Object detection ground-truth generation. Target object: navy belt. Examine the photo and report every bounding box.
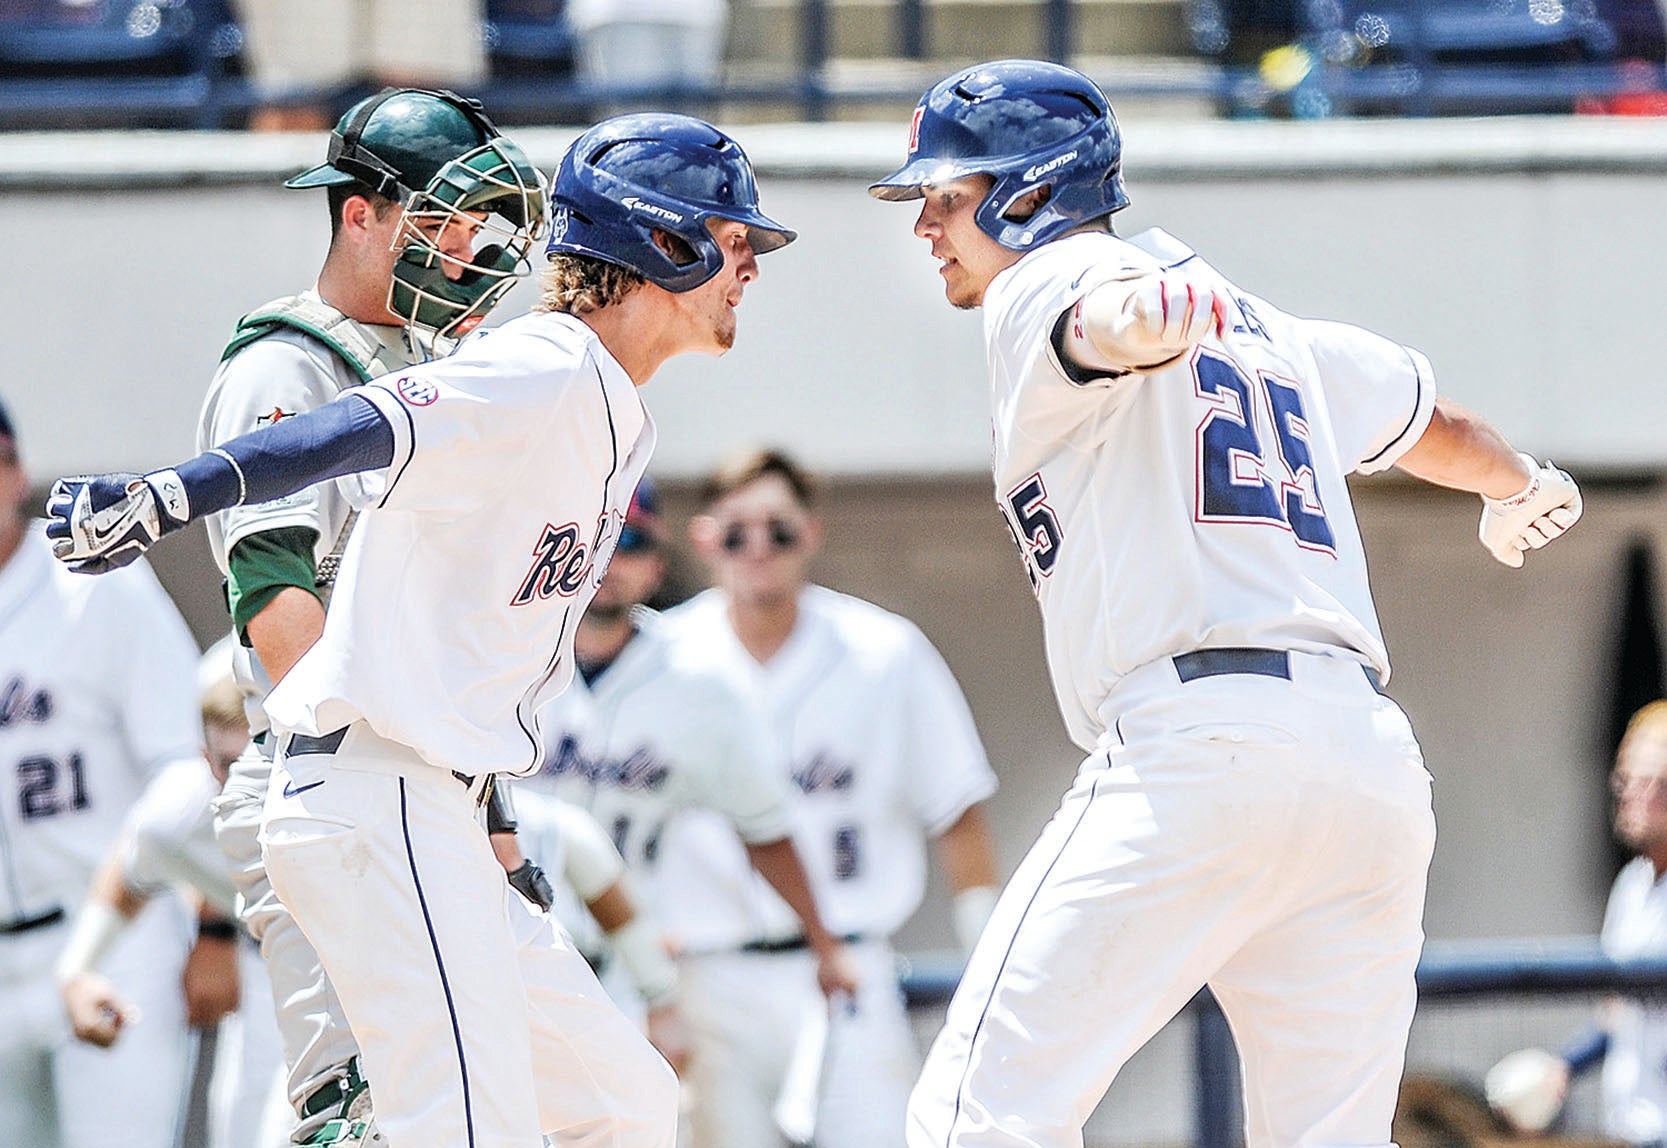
[1173,648,1290,682]
[1172,648,1385,693]
[740,932,866,955]
[0,906,65,936]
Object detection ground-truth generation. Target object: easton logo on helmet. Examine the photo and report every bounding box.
[621,197,685,224]
[1023,150,1079,182]
[549,206,570,244]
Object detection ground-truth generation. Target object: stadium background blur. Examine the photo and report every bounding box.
[5,1,1667,1144]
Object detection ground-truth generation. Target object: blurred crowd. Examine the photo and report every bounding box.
[1,0,1665,128]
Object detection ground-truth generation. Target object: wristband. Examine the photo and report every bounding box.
[197,916,239,942]
[1485,452,1544,510]
[609,918,678,1008]
[953,886,1000,956]
[55,902,128,985]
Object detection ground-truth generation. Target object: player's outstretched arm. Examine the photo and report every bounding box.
[1059,270,1228,376]
[45,393,395,574]
[1394,398,1582,568]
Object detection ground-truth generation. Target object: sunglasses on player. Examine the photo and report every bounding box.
[719,518,802,555]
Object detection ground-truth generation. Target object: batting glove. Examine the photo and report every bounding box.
[44,469,190,574]
[1124,276,1228,352]
[1478,453,1582,568]
[506,859,556,912]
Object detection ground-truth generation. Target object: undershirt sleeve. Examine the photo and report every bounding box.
[226,526,320,643]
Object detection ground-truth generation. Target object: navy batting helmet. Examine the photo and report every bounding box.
[546,113,796,293]
[869,59,1129,251]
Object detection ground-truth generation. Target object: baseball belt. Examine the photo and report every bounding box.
[1172,647,1385,694]
[284,727,495,807]
[740,933,868,955]
[0,906,65,936]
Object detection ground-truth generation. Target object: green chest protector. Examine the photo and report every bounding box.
[221,294,425,383]
[218,296,440,593]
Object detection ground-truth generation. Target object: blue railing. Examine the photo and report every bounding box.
[898,937,1667,1148]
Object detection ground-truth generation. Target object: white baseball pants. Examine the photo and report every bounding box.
[0,898,193,1148]
[679,939,919,1148]
[909,651,1436,1148]
[214,744,359,1136]
[262,723,679,1148]
[204,937,286,1148]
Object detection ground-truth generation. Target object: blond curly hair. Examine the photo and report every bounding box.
[535,254,645,315]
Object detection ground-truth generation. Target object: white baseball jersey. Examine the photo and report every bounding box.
[121,755,237,916]
[1600,857,1667,1143]
[983,228,1437,750]
[197,294,429,737]
[264,310,656,777]
[524,609,794,932]
[654,586,996,946]
[0,526,202,920]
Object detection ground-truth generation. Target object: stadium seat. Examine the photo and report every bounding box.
[0,0,246,128]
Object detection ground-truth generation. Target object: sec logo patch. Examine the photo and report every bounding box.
[397,376,439,407]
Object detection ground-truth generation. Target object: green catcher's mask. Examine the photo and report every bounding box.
[288,88,547,339]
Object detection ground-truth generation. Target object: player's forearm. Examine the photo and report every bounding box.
[88,853,146,918]
[1394,399,1533,500]
[935,805,1001,953]
[745,837,840,953]
[587,882,634,933]
[247,587,326,684]
[934,805,998,893]
[1063,274,1225,373]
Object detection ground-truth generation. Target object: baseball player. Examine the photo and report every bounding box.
[57,650,284,1148]
[1487,700,1667,1143]
[503,782,689,1064]
[46,111,796,1148]
[652,448,1001,1148]
[521,477,860,1070]
[0,395,203,1148]
[196,87,546,1147]
[869,58,1585,1148]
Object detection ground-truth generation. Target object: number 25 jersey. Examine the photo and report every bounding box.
[984,229,1438,751]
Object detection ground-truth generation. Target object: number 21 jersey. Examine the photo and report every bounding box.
[983,228,1437,750]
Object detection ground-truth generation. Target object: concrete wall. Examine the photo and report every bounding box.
[5,116,1667,481]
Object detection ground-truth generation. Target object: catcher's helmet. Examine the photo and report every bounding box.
[288,89,546,339]
[869,59,1129,251]
[546,113,795,294]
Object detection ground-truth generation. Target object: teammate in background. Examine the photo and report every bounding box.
[0,394,203,1148]
[522,477,858,1077]
[57,650,283,1148]
[1487,701,1667,1144]
[870,58,1584,1148]
[197,87,545,1148]
[503,783,687,1066]
[46,112,798,1148]
[655,448,1001,1148]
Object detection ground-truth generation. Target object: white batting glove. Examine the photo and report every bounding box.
[1485,1048,1569,1134]
[44,470,189,574]
[1123,276,1227,354]
[1478,453,1582,568]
